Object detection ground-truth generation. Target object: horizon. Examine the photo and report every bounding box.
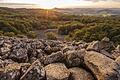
[0,0,120,9]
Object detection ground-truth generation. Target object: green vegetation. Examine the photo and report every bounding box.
[0,7,120,45]
[58,21,85,35]
[45,32,57,40]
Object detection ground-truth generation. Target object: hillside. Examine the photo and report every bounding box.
[0,7,120,45]
[54,8,120,15]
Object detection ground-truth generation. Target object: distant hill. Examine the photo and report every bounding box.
[54,8,120,15]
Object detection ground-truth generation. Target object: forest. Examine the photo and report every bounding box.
[0,7,120,45]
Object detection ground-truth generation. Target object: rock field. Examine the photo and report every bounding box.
[0,36,120,80]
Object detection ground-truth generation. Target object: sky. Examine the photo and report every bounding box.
[0,0,120,9]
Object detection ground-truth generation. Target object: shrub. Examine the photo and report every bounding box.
[58,22,85,35]
[17,34,27,38]
[0,31,3,36]
[27,31,37,38]
[4,32,15,37]
[45,32,57,40]
[64,35,72,42]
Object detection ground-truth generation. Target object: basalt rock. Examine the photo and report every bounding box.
[0,63,21,80]
[9,48,28,63]
[64,49,86,67]
[0,36,119,80]
[20,60,45,80]
[44,51,64,65]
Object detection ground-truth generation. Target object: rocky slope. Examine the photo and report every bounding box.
[0,36,120,80]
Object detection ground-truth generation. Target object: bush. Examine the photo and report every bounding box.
[45,32,57,40]
[58,22,85,35]
[0,31,3,36]
[64,35,72,41]
[4,32,15,37]
[17,34,27,38]
[27,31,37,38]
[72,23,120,44]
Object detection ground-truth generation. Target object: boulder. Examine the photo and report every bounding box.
[65,49,86,67]
[31,40,45,49]
[20,63,31,76]
[37,49,46,63]
[44,63,70,80]
[44,51,64,65]
[115,56,120,65]
[116,45,120,52]
[0,46,11,59]
[100,50,114,59]
[112,45,120,59]
[0,63,21,80]
[86,41,100,52]
[69,67,94,80]
[100,37,114,51]
[9,48,28,63]
[44,45,53,54]
[62,45,75,53]
[101,37,110,42]
[51,47,61,52]
[20,60,45,80]
[84,51,120,80]
[0,59,5,68]
[45,40,62,47]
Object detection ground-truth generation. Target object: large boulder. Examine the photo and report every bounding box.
[44,51,64,65]
[9,48,28,63]
[69,67,94,80]
[20,60,45,80]
[64,49,86,67]
[0,63,21,80]
[44,63,70,80]
[84,51,120,80]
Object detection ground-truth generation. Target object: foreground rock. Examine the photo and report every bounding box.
[84,51,120,80]
[9,48,28,63]
[64,49,86,67]
[0,63,21,80]
[44,63,70,80]
[44,51,64,65]
[0,36,119,80]
[20,60,45,80]
[69,67,94,80]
